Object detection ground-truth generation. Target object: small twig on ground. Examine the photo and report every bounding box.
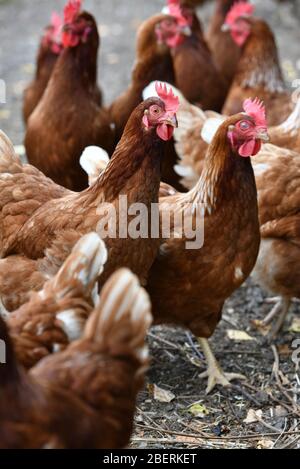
[136,407,166,439]
[277,435,300,450]
[271,345,300,416]
[132,437,199,446]
[230,383,263,407]
[148,332,180,351]
[135,423,300,441]
[185,332,204,361]
[272,418,288,449]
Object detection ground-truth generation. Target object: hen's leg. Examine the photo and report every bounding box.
[263,299,284,325]
[198,338,246,394]
[265,297,291,340]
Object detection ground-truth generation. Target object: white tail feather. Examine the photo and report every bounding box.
[201,117,225,144]
[51,232,107,297]
[84,268,152,361]
[80,146,110,186]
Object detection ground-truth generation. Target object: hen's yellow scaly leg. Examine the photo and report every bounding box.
[198,338,246,394]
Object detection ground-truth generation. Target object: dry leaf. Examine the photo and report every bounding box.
[289,318,300,333]
[243,408,263,424]
[227,329,255,341]
[187,402,209,418]
[277,344,291,356]
[251,319,270,337]
[257,439,274,449]
[175,436,201,444]
[277,370,290,386]
[149,384,175,403]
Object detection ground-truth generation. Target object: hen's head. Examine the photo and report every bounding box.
[226,98,269,157]
[222,1,255,47]
[141,82,179,141]
[156,1,192,48]
[42,12,63,54]
[62,0,96,48]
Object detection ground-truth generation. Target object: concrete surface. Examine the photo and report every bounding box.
[0,0,299,145]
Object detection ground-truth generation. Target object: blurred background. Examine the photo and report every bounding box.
[0,0,299,145]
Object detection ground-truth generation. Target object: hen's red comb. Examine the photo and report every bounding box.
[167,0,180,6]
[243,97,267,129]
[50,12,63,33]
[225,1,255,26]
[64,0,82,24]
[155,82,179,113]
[167,0,191,27]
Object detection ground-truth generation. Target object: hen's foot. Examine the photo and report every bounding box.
[197,338,246,394]
[199,366,246,394]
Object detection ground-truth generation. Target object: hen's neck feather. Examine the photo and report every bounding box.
[186,124,257,214]
[45,37,98,98]
[235,23,285,93]
[132,49,175,95]
[86,126,163,204]
[211,0,235,26]
[36,46,58,81]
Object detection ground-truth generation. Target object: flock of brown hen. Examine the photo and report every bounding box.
[0,0,299,449]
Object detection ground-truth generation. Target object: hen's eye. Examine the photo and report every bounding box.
[239,121,251,131]
[151,106,161,115]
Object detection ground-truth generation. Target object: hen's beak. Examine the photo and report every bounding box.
[162,115,178,128]
[181,25,192,37]
[256,131,270,142]
[221,23,230,32]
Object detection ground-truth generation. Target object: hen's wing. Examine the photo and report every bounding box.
[0,230,90,312]
[0,255,46,313]
[0,131,68,256]
[253,144,300,225]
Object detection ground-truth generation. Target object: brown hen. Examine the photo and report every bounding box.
[1,91,178,289]
[251,144,300,338]
[110,14,175,144]
[222,3,293,125]
[146,105,268,393]
[25,2,113,191]
[206,0,241,93]
[0,268,151,449]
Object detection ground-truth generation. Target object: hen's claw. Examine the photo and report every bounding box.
[199,367,246,394]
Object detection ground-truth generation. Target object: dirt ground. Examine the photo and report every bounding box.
[0,0,300,450]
